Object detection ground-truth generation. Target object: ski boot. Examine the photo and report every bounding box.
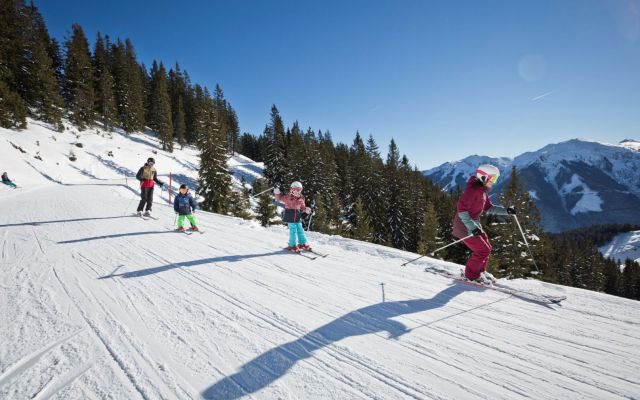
[177,227,185,232]
[286,245,300,253]
[143,210,151,217]
[189,226,199,232]
[480,271,497,284]
[298,243,312,251]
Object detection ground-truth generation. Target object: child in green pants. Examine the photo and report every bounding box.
[173,184,198,231]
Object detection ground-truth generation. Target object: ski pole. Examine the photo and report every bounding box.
[401,234,474,267]
[306,212,314,231]
[174,213,178,228]
[250,186,275,198]
[512,215,540,272]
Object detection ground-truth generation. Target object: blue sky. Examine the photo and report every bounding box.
[38,0,640,169]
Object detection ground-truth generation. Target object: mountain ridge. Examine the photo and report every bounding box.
[424,138,640,232]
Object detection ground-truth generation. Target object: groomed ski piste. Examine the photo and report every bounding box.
[1,121,640,399]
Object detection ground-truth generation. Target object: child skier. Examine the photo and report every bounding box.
[1,172,17,189]
[173,184,199,232]
[274,181,312,251]
[452,164,516,284]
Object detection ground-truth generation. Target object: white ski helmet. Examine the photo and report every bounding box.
[290,181,303,190]
[476,164,500,185]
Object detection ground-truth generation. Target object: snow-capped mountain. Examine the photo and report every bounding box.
[424,139,640,232]
[600,230,640,264]
[423,155,512,192]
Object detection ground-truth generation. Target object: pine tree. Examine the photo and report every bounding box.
[622,259,640,300]
[226,103,240,155]
[92,33,117,130]
[63,23,95,129]
[196,88,231,213]
[23,4,64,130]
[149,61,173,151]
[263,105,289,190]
[352,196,373,241]
[168,64,186,147]
[346,132,368,229]
[417,200,439,255]
[310,195,330,233]
[256,191,276,227]
[386,139,408,249]
[0,80,26,128]
[364,135,387,243]
[228,190,251,219]
[286,122,307,186]
[0,0,29,129]
[112,38,145,132]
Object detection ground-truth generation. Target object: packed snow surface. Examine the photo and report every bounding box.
[2,122,640,399]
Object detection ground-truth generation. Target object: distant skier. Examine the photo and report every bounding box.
[174,184,198,232]
[274,181,312,251]
[452,164,516,283]
[135,158,164,217]
[1,172,17,189]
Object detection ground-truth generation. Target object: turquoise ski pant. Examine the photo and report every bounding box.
[288,222,307,246]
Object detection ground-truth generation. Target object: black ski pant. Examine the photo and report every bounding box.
[137,187,154,212]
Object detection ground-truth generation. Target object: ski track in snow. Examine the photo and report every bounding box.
[1,121,640,399]
[1,183,639,399]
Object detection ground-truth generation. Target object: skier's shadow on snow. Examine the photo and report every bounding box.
[58,230,174,244]
[202,284,472,400]
[0,215,137,228]
[97,251,287,279]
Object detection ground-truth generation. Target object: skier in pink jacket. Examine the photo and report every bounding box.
[274,181,312,251]
[452,164,516,283]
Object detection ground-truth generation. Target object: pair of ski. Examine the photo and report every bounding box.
[176,228,204,236]
[423,266,566,305]
[285,247,328,260]
[133,212,159,221]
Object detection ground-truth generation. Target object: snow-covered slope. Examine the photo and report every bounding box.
[2,125,640,399]
[424,139,640,232]
[2,182,640,399]
[0,119,262,196]
[600,230,640,263]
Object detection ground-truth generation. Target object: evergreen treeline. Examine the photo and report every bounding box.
[553,224,640,248]
[0,0,239,152]
[0,0,237,218]
[245,122,640,301]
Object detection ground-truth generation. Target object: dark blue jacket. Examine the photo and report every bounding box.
[174,192,197,215]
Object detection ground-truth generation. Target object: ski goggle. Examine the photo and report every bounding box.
[477,170,499,185]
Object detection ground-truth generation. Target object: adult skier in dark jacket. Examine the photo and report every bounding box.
[452,164,515,283]
[173,184,198,231]
[136,158,164,216]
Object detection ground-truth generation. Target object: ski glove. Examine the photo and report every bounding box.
[304,207,311,214]
[472,227,483,236]
[274,188,281,195]
[507,206,517,215]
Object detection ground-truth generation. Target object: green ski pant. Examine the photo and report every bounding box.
[177,214,197,228]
